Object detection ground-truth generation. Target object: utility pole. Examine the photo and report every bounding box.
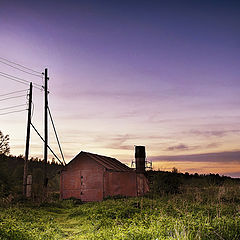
[23,82,32,197]
[44,68,48,193]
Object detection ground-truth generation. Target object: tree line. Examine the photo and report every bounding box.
[0,130,62,201]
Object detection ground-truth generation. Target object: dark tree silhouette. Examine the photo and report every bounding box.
[0,130,10,155]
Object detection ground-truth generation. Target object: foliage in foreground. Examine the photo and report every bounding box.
[0,153,61,200]
[0,206,62,240]
[1,184,240,240]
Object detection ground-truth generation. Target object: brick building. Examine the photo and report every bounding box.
[60,150,149,201]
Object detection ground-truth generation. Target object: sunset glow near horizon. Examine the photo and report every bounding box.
[0,0,240,177]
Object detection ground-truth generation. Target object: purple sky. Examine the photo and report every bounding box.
[0,0,240,177]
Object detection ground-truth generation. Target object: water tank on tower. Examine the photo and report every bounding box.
[135,146,146,173]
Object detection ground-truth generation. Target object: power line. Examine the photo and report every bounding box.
[0,109,26,116]
[0,89,27,97]
[31,102,34,120]
[0,73,43,91]
[0,56,42,75]
[0,59,42,78]
[0,73,29,86]
[0,71,42,87]
[48,106,66,165]
[30,123,64,166]
[0,71,29,83]
[0,104,26,111]
[0,94,26,102]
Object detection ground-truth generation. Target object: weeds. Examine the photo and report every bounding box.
[1,185,240,239]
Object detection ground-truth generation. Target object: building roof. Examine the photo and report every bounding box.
[70,151,132,171]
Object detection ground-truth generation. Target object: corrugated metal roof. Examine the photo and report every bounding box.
[71,151,132,171]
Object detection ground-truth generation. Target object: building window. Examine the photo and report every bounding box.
[81,176,83,185]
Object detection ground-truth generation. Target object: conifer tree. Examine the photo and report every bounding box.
[0,130,10,155]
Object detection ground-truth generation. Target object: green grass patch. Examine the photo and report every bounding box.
[1,185,240,239]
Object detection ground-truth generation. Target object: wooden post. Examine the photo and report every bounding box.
[23,82,32,197]
[44,68,48,192]
[26,175,32,198]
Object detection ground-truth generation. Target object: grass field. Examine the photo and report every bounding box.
[1,184,240,240]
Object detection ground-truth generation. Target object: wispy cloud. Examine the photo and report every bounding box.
[93,134,133,150]
[166,143,191,151]
[223,172,240,178]
[58,110,140,120]
[58,89,155,101]
[150,151,240,163]
[189,129,240,137]
[206,143,221,148]
[58,131,141,155]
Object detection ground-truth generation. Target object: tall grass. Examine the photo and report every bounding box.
[1,184,240,239]
[0,206,62,240]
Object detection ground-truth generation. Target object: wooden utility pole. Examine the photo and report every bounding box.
[23,82,33,197]
[44,68,48,191]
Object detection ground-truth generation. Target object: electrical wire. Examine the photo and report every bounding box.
[0,95,26,102]
[0,89,27,97]
[41,73,44,86]
[0,73,29,87]
[0,56,42,74]
[48,106,66,165]
[0,59,42,78]
[0,104,26,111]
[0,73,43,91]
[30,122,64,166]
[0,71,42,87]
[0,109,26,116]
[31,102,34,120]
